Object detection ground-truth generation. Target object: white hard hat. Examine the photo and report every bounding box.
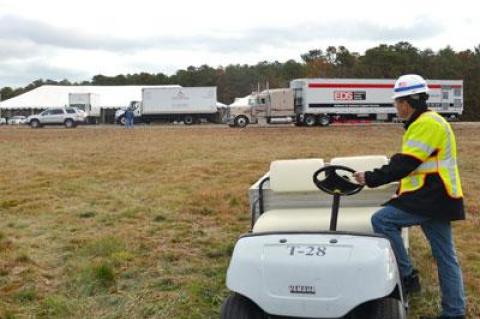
[392,74,429,99]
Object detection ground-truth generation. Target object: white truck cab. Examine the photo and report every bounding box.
[226,89,295,128]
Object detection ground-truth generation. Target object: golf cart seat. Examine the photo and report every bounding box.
[252,156,390,234]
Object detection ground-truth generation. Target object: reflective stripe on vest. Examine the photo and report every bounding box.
[399,112,463,198]
[405,139,436,158]
[425,113,461,197]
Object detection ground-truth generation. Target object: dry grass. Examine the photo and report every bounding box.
[0,124,478,319]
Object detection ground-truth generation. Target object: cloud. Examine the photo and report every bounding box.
[0,14,445,87]
[0,39,40,60]
[0,15,445,56]
[0,59,89,87]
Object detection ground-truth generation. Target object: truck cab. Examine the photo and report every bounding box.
[115,101,141,125]
[226,95,258,128]
[227,89,295,128]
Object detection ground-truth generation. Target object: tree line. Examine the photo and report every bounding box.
[1,42,479,120]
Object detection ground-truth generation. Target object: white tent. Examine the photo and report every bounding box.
[0,85,180,110]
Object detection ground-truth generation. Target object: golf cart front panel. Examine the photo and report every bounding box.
[227,232,399,318]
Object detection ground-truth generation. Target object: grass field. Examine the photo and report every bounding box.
[0,124,478,319]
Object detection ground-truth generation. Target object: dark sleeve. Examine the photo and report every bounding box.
[364,154,422,188]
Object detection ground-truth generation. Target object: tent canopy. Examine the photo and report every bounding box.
[0,85,181,110]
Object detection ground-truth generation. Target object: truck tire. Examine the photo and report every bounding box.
[220,293,264,319]
[318,115,330,127]
[234,116,249,128]
[64,119,75,128]
[184,115,195,125]
[369,298,406,319]
[30,120,41,129]
[304,114,316,127]
[119,116,126,126]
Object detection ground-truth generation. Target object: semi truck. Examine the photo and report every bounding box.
[68,93,100,124]
[226,78,464,127]
[115,86,220,125]
[226,88,295,127]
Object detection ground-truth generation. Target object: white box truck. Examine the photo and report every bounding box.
[116,87,220,125]
[227,78,464,127]
[68,93,100,124]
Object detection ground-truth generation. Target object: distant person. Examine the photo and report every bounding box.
[354,74,466,319]
[125,106,134,128]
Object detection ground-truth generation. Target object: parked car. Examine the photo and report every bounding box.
[0,118,6,125]
[7,116,27,125]
[26,107,86,128]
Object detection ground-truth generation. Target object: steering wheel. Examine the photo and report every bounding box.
[313,165,364,196]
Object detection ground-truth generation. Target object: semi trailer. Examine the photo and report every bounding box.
[226,78,464,127]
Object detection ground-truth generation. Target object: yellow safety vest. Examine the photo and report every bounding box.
[399,111,463,198]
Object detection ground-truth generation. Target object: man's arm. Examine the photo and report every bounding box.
[363,153,422,188]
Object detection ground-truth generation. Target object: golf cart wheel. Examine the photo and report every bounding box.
[303,114,316,127]
[184,115,195,125]
[64,119,75,128]
[319,115,330,127]
[221,293,264,319]
[30,120,41,129]
[234,116,249,128]
[370,298,406,319]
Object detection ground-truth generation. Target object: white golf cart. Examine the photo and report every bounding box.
[221,156,409,319]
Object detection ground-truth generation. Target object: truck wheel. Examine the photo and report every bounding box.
[64,119,75,128]
[184,115,195,125]
[370,298,406,319]
[119,116,126,126]
[304,114,316,127]
[220,293,264,319]
[235,116,249,128]
[30,120,41,129]
[319,115,330,127]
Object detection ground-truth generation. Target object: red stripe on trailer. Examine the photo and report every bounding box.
[308,83,461,89]
[309,83,393,89]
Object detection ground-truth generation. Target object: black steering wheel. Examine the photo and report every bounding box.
[313,165,364,196]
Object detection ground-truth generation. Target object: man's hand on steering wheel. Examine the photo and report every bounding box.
[353,172,366,186]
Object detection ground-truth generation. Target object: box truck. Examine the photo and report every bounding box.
[115,87,220,125]
[68,93,100,124]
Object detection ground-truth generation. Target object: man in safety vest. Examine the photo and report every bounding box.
[354,74,466,319]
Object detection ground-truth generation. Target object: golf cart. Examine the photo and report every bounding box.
[221,156,409,318]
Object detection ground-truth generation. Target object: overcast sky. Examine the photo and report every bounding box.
[0,0,479,88]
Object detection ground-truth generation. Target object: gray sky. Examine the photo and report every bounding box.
[0,0,479,88]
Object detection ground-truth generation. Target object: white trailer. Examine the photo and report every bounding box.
[291,78,464,126]
[116,87,220,125]
[68,93,101,124]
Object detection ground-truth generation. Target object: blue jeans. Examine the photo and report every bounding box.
[371,205,465,317]
[125,117,134,128]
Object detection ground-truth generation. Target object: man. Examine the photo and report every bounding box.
[125,103,135,128]
[353,74,466,319]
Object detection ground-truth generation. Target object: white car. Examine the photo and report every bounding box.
[27,107,86,128]
[7,116,27,125]
[0,118,6,125]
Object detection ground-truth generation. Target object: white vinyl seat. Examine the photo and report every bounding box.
[329,155,388,173]
[269,158,325,193]
[252,207,378,233]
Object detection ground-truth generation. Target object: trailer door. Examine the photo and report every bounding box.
[441,88,450,111]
